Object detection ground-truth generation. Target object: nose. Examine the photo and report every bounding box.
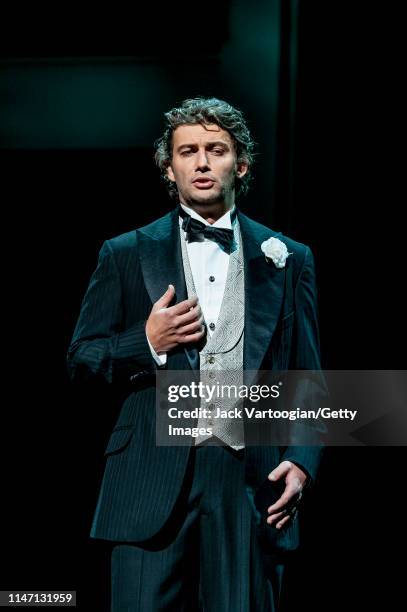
[195,148,210,171]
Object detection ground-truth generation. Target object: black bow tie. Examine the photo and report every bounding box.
[178,206,235,254]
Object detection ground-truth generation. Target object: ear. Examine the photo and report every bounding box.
[236,161,249,179]
[166,165,176,182]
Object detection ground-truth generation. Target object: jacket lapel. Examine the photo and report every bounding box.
[137,208,199,370]
[237,211,286,371]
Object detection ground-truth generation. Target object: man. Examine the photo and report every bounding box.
[67,97,323,611]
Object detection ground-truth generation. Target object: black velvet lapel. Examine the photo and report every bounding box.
[137,208,199,370]
[237,211,286,371]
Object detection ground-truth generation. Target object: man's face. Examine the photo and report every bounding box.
[166,123,248,209]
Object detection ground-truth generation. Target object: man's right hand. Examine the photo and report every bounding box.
[145,285,205,354]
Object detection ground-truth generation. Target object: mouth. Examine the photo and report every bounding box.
[192,177,216,189]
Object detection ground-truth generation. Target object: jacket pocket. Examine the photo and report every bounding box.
[104,425,134,456]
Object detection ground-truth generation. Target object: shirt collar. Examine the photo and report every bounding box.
[179,203,236,230]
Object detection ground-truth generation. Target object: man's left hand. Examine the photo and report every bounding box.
[266,460,307,529]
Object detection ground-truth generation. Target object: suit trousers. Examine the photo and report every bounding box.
[110,440,282,611]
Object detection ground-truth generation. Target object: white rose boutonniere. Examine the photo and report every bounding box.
[261,237,292,269]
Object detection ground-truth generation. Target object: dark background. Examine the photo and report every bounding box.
[1,1,404,610]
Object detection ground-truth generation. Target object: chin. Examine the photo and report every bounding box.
[191,190,224,206]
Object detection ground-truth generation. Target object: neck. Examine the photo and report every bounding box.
[180,201,234,224]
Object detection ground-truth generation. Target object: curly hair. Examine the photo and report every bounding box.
[154,97,256,200]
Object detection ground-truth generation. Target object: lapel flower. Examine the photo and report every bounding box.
[261,236,291,269]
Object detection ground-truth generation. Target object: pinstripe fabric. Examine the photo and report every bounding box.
[67,207,323,550]
[111,444,276,612]
[67,237,156,384]
[67,228,193,541]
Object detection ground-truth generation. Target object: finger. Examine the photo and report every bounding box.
[174,304,202,327]
[268,490,302,516]
[267,484,299,514]
[267,510,286,525]
[285,475,303,497]
[177,316,205,336]
[178,327,206,344]
[276,515,291,530]
[170,296,199,316]
[153,284,175,310]
[268,460,293,483]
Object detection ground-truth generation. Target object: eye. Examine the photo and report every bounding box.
[180,150,193,156]
[211,148,225,155]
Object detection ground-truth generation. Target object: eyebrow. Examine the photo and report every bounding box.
[176,140,231,152]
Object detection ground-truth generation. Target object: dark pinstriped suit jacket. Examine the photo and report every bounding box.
[67,206,323,551]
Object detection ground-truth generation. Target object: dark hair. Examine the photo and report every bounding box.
[154,97,256,200]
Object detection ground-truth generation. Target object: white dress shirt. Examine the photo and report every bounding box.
[146,203,236,366]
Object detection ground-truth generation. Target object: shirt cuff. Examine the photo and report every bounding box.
[146,333,167,366]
